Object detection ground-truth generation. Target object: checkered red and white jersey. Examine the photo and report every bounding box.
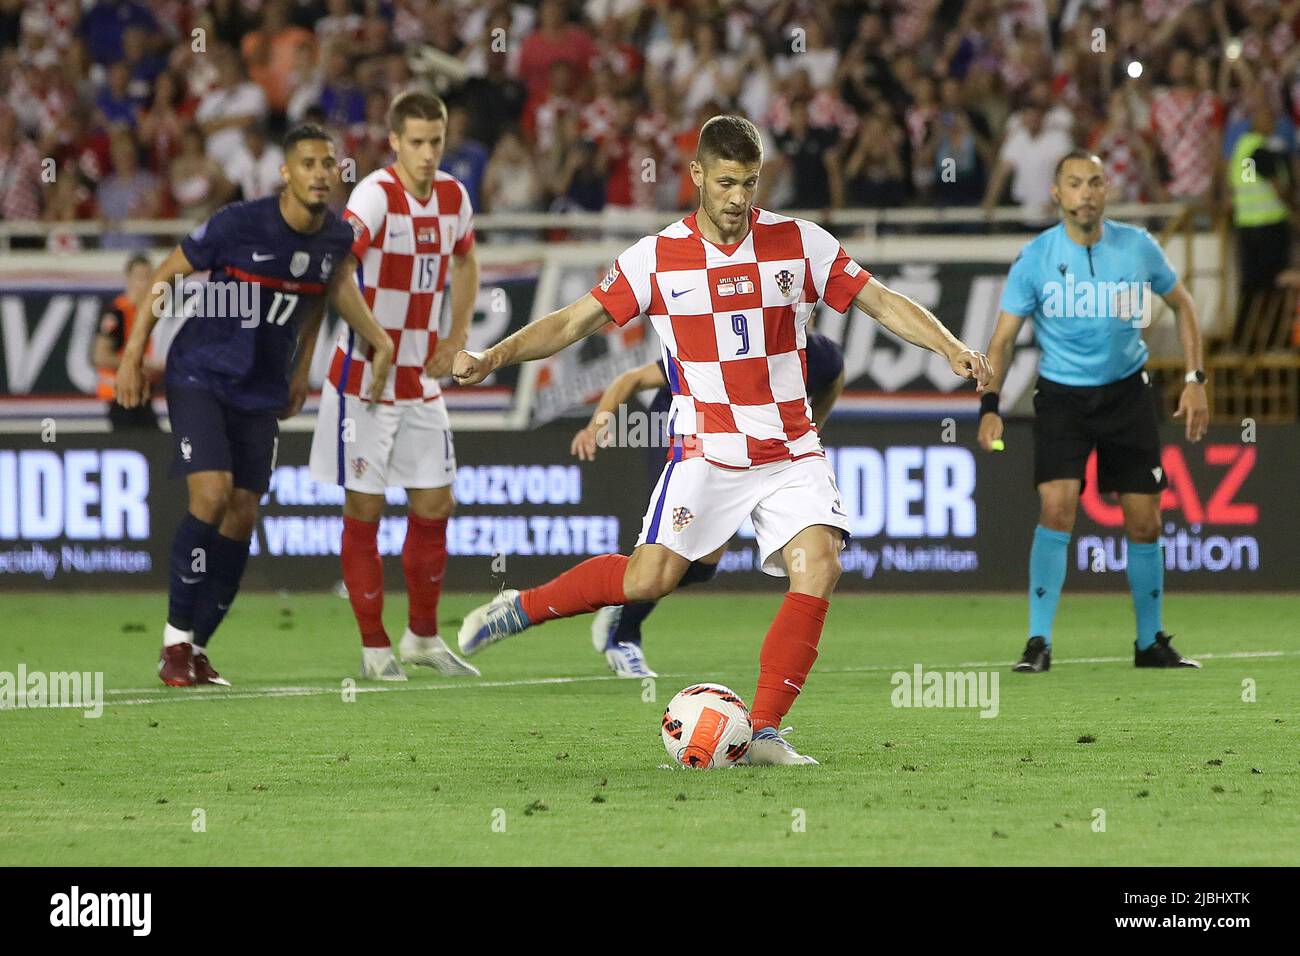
[327,165,475,403]
[590,207,871,469]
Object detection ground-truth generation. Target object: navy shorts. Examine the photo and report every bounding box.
[166,385,280,493]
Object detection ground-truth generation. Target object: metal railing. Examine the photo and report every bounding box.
[0,202,1197,250]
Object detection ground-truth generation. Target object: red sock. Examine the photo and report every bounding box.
[403,513,447,637]
[342,516,388,648]
[519,554,629,624]
[750,592,829,731]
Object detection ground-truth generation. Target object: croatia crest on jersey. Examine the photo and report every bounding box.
[671,506,694,533]
[775,269,796,296]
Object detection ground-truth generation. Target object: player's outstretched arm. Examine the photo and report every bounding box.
[976,310,1026,451]
[453,292,612,387]
[328,254,394,404]
[853,277,992,389]
[571,361,668,461]
[116,245,195,408]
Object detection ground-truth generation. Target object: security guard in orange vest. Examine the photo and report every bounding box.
[94,254,162,430]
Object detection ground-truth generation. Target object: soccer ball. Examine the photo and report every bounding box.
[661,683,753,768]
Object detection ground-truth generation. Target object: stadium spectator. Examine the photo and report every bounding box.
[923,106,992,209]
[81,0,157,66]
[196,47,269,167]
[982,99,1074,226]
[1087,89,1163,204]
[1150,48,1223,203]
[169,125,230,219]
[96,61,141,128]
[61,37,97,106]
[138,71,189,173]
[43,161,87,253]
[546,113,604,214]
[97,128,162,250]
[0,103,42,220]
[774,18,840,92]
[315,45,366,127]
[679,20,741,115]
[454,14,528,150]
[316,0,363,49]
[844,105,909,209]
[240,0,316,117]
[226,122,285,201]
[773,98,842,211]
[121,26,166,102]
[517,0,595,107]
[343,89,393,181]
[441,105,489,211]
[482,125,543,218]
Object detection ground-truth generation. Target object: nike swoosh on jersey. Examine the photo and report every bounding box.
[671,288,692,298]
[252,252,275,261]
[783,678,803,692]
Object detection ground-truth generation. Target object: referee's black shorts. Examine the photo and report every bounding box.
[1032,369,1168,495]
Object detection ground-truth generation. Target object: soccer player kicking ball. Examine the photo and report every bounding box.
[116,125,395,687]
[308,92,480,682]
[574,334,846,679]
[978,149,1210,673]
[453,116,991,764]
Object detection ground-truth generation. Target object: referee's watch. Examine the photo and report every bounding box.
[1184,369,1206,385]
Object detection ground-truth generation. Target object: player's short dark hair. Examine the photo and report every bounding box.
[696,114,763,168]
[282,123,334,156]
[1054,148,1104,181]
[125,253,150,274]
[388,91,448,135]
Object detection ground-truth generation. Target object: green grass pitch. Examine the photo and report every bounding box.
[1,591,1296,866]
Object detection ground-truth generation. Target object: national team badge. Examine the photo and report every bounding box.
[599,263,620,293]
[320,253,333,279]
[775,269,795,296]
[351,457,368,478]
[290,251,310,277]
[671,506,694,533]
[180,437,192,462]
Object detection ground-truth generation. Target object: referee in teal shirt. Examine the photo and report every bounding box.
[979,149,1210,672]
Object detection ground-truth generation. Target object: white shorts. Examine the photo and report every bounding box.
[309,387,456,494]
[635,454,850,577]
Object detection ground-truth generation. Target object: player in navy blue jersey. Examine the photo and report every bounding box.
[116,124,395,687]
[570,333,846,677]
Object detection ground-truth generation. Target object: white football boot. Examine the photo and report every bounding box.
[591,605,621,653]
[457,589,531,657]
[360,646,408,681]
[740,726,819,766]
[604,641,657,678]
[398,629,481,677]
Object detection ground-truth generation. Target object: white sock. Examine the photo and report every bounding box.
[163,624,192,647]
[363,645,393,658]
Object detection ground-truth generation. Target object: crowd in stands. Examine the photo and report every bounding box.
[0,0,1296,251]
